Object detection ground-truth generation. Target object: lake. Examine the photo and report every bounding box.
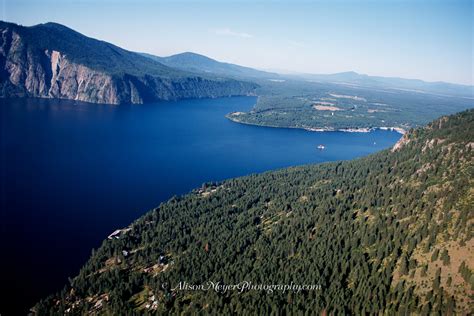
[0,96,400,313]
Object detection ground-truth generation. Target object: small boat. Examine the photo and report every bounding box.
[317,144,325,150]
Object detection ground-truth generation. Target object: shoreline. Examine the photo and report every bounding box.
[226,113,407,135]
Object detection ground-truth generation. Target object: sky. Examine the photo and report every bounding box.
[1,0,473,85]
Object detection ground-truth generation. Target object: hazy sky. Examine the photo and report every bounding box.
[2,0,473,85]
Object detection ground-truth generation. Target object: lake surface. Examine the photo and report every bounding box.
[0,96,400,314]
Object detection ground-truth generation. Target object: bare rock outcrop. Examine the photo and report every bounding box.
[0,21,257,104]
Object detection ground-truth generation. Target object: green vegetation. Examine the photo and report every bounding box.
[142,52,278,79]
[33,110,474,314]
[0,21,258,104]
[289,71,474,99]
[7,21,184,78]
[228,79,474,131]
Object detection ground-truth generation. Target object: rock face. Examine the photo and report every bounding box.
[391,132,410,152]
[0,21,258,104]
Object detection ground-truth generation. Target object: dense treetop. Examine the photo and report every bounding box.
[33,109,474,315]
[228,79,474,131]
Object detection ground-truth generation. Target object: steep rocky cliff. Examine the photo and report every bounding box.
[0,21,257,104]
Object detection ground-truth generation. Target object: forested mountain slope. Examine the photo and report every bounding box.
[141,52,278,79]
[34,110,474,314]
[0,21,257,104]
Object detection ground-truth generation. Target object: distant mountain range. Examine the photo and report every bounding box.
[291,71,474,98]
[0,21,257,104]
[141,53,472,99]
[0,21,472,105]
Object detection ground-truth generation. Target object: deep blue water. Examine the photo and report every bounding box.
[0,96,400,313]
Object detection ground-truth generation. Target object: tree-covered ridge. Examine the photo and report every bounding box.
[0,21,183,78]
[141,52,279,79]
[0,21,258,104]
[34,110,474,315]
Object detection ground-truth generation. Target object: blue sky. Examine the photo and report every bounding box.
[2,0,472,85]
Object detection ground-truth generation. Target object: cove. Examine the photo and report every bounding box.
[0,96,400,312]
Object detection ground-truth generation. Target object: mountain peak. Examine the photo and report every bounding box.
[0,21,257,104]
[142,51,278,79]
[39,22,72,29]
[171,51,212,58]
